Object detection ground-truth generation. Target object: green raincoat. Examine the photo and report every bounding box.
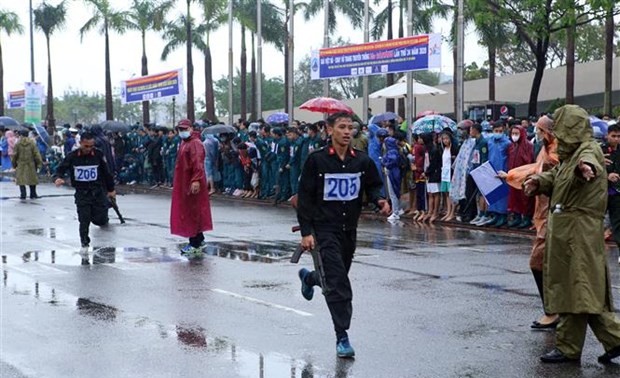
[12,137,42,186]
[533,105,614,314]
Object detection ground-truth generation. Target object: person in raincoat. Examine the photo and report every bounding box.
[524,105,620,364]
[382,136,404,221]
[12,130,42,199]
[170,120,213,256]
[504,116,559,330]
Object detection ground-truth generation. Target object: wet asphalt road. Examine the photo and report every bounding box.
[1,181,620,378]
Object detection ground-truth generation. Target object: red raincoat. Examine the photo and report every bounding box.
[170,131,213,237]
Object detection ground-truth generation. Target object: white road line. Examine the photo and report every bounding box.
[6,263,68,275]
[211,288,313,317]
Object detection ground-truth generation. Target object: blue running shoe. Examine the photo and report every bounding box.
[298,268,314,301]
[180,244,193,256]
[336,336,355,358]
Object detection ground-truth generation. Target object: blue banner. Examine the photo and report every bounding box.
[121,69,183,104]
[311,34,441,80]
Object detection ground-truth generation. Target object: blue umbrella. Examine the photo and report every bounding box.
[266,112,289,124]
[411,115,457,134]
[372,111,398,123]
[33,125,52,146]
[589,116,608,136]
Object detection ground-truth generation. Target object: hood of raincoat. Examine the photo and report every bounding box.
[552,105,591,145]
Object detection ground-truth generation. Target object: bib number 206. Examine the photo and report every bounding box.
[74,165,98,182]
[323,173,361,201]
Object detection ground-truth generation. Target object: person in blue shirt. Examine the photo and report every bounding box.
[287,127,303,197]
[464,123,489,224]
[479,122,511,227]
[273,128,291,203]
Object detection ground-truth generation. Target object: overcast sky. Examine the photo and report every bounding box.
[2,0,485,99]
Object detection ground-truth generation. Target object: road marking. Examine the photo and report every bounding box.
[211,288,313,317]
[7,263,68,275]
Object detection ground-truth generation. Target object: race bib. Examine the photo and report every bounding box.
[323,173,361,201]
[74,165,98,182]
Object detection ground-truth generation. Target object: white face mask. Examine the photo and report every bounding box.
[511,135,520,143]
[179,131,191,139]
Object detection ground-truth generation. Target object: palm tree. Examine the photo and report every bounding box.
[80,0,130,121]
[126,0,175,125]
[161,13,206,122]
[235,1,286,116]
[34,1,67,133]
[0,9,23,116]
[304,0,364,99]
[199,0,227,122]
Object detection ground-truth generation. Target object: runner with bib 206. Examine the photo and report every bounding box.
[54,132,116,255]
[296,112,390,358]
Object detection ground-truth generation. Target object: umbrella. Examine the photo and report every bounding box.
[369,77,447,99]
[589,116,608,136]
[0,116,23,130]
[203,124,236,134]
[416,110,438,119]
[299,97,353,114]
[266,112,289,124]
[33,125,51,146]
[371,112,398,123]
[411,115,457,134]
[101,120,130,133]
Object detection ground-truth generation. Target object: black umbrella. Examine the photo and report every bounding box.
[0,116,22,130]
[101,120,130,133]
[203,124,236,134]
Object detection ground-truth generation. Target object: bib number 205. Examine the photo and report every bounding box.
[323,173,361,201]
[74,165,98,182]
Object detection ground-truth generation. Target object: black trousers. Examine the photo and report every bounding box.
[75,187,109,246]
[459,174,479,220]
[305,229,356,340]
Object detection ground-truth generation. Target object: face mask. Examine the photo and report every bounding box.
[491,133,502,140]
[303,133,309,138]
[179,131,191,139]
[511,135,520,143]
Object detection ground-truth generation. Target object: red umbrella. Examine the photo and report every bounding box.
[299,97,353,114]
[416,110,438,119]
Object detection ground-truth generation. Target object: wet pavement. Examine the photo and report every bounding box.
[1,182,620,377]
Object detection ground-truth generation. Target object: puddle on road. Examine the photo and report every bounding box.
[4,240,299,267]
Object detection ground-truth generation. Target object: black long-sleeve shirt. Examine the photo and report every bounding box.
[296,145,384,237]
[54,148,115,192]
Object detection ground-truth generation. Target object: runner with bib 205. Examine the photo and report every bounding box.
[54,132,116,255]
[295,112,390,358]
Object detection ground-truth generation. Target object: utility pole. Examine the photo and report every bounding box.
[228,0,234,126]
[257,0,263,119]
[406,0,414,130]
[29,0,35,82]
[322,0,329,97]
[287,0,294,127]
[456,0,465,122]
[362,0,369,123]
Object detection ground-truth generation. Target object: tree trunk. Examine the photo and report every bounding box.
[104,25,113,120]
[397,4,405,118]
[186,0,195,122]
[250,33,257,121]
[386,0,395,113]
[453,43,457,118]
[141,31,150,126]
[204,44,216,122]
[488,46,496,102]
[528,39,549,117]
[0,38,4,116]
[604,8,614,115]
[240,25,247,121]
[284,7,289,113]
[565,17,575,104]
[46,35,55,133]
